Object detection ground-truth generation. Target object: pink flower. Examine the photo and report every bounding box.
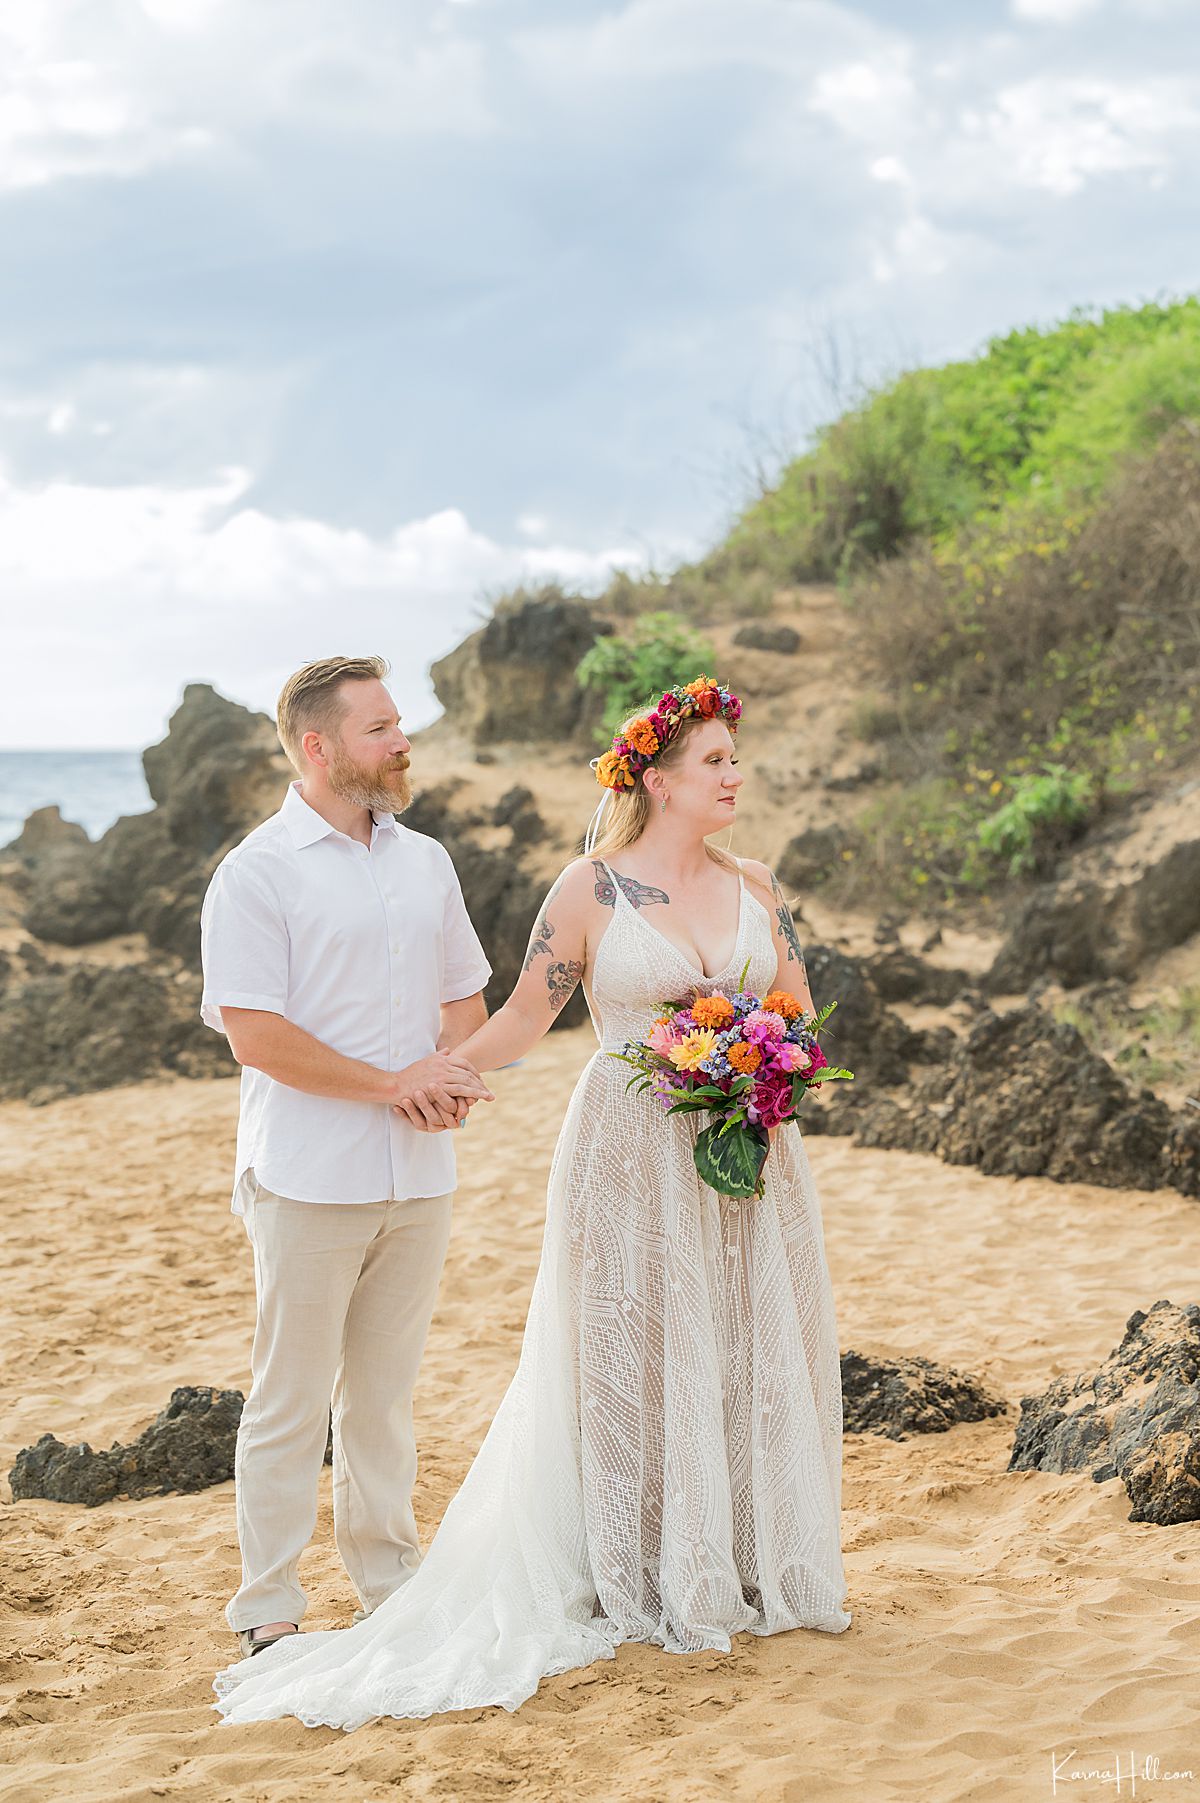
[648,1020,679,1056]
[742,1009,786,1044]
[753,1079,794,1129]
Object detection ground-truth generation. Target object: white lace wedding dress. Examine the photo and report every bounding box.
[212,858,851,1730]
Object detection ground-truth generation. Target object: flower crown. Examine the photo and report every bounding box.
[592,675,742,792]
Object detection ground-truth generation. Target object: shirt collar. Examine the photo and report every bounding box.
[282,779,401,849]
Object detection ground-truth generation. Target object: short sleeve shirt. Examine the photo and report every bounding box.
[199,780,492,1211]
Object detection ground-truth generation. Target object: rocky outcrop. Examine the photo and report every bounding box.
[1009,1299,1200,1525]
[9,1387,245,1505]
[985,835,1200,993]
[13,684,290,958]
[840,1349,1007,1440]
[429,585,612,747]
[0,956,230,1104]
[793,943,957,1139]
[841,1002,1200,1197]
[404,780,588,1030]
[777,826,854,893]
[862,946,973,1006]
[732,621,800,655]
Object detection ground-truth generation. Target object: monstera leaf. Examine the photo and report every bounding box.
[694,1118,769,1200]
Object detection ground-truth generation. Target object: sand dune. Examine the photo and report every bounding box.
[2,1024,1198,1802]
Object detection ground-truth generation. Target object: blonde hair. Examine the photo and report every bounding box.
[275,655,390,774]
[585,702,738,874]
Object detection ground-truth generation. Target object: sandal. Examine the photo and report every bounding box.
[236,1623,299,1658]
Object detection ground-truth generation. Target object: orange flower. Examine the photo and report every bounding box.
[692,994,735,1029]
[764,989,804,1020]
[684,675,714,696]
[596,750,636,789]
[727,1041,762,1074]
[625,716,660,756]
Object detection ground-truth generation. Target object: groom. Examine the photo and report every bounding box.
[200,654,495,1656]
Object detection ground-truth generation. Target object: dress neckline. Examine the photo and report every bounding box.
[601,858,747,984]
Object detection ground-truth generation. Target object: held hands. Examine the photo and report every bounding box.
[390,1051,495,1133]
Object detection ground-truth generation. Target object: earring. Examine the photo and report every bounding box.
[660,796,668,812]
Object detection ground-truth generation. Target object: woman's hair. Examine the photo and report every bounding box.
[275,655,390,774]
[584,703,738,874]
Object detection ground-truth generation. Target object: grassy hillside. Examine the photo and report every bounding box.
[568,298,1200,909]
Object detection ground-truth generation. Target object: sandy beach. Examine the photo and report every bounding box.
[1,1021,1197,1803]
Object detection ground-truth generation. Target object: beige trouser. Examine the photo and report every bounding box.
[225,1168,454,1632]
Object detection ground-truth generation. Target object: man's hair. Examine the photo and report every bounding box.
[275,655,391,774]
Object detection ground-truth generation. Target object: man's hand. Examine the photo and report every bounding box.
[389,1052,494,1133]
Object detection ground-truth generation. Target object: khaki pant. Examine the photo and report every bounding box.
[226,1169,454,1632]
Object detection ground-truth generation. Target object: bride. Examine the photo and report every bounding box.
[213,674,852,1730]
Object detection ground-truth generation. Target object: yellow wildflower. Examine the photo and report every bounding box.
[668,1027,718,1071]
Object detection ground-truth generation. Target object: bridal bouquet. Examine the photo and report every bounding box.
[608,958,854,1200]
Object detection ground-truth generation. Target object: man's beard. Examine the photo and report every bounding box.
[327,744,413,815]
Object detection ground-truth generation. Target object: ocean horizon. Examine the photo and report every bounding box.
[0,750,154,848]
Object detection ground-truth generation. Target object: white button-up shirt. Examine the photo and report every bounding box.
[199,779,492,1212]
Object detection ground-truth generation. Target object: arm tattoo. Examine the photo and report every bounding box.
[545,959,584,1012]
[523,917,554,971]
[522,870,568,972]
[591,860,670,910]
[771,872,807,972]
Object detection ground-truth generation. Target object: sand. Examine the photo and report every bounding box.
[2,1024,1198,1803]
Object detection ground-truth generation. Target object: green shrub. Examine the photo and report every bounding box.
[575,612,718,742]
[976,765,1096,877]
[731,296,1200,582]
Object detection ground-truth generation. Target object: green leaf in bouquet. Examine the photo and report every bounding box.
[735,954,752,994]
[694,1118,769,1200]
[806,999,838,1033]
[806,1067,855,1083]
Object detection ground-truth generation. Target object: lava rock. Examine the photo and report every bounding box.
[731,621,801,655]
[777,826,852,892]
[0,958,231,1103]
[2,805,91,863]
[841,1349,1007,1440]
[17,685,291,956]
[930,1004,1178,1189]
[1009,1299,1200,1525]
[985,837,1200,994]
[864,947,973,1005]
[430,586,612,747]
[9,1387,245,1505]
[492,785,547,846]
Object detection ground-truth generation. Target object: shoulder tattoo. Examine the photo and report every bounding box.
[770,872,807,971]
[591,859,670,910]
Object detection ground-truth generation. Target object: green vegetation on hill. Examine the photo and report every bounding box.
[492,298,1200,913]
[731,297,1200,582]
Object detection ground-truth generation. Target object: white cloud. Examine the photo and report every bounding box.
[0,467,645,748]
[967,76,1199,195]
[1012,0,1103,19]
[0,1,497,192]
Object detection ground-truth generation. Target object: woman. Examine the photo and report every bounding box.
[213,675,851,1730]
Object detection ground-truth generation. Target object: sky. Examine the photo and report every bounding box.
[1,0,1198,749]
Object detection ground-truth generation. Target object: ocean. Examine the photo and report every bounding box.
[0,751,155,849]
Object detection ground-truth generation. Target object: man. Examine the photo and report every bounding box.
[199,654,495,1658]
